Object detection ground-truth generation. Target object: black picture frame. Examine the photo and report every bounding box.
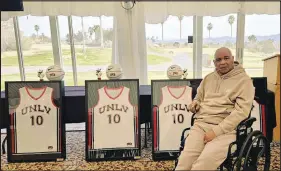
[251,77,269,136]
[5,81,66,163]
[85,79,141,161]
[151,77,268,161]
[151,79,202,161]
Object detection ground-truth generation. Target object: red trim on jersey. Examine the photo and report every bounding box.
[10,109,15,153]
[104,86,124,100]
[59,108,61,152]
[51,88,59,108]
[261,104,266,136]
[135,106,139,147]
[88,108,92,149]
[25,86,47,100]
[167,86,187,99]
[153,106,157,151]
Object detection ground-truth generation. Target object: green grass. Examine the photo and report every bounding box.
[1,48,171,66]
[0,45,267,91]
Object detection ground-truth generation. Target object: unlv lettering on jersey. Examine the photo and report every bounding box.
[99,104,129,114]
[164,104,189,113]
[21,104,51,115]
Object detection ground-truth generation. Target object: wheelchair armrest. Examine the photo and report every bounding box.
[236,117,256,131]
[227,141,237,157]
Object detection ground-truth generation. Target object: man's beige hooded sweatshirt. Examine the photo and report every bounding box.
[193,62,255,137]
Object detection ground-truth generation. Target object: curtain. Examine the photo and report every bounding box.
[1,1,280,22]
[112,2,147,84]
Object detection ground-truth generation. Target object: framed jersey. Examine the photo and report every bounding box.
[85,79,141,161]
[151,79,201,161]
[5,81,66,163]
[252,77,269,138]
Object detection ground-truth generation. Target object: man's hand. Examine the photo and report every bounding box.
[188,101,200,113]
[204,130,216,143]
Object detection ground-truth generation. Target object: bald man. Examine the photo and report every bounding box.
[175,47,255,170]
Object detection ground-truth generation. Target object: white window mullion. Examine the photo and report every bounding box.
[236,12,245,64]
[68,16,78,86]
[13,17,25,81]
[49,16,63,67]
[193,16,203,79]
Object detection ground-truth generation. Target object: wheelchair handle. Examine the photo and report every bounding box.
[180,128,191,141]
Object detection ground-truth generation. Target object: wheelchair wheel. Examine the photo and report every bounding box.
[235,130,270,171]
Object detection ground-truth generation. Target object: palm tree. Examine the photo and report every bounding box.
[34,25,40,38]
[100,16,104,48]
[248,35,257,43]
[41,33,44,42]
[207,23,213,38]
[161,22,164,41]
[228,15,235,37]
[88,27,94,41]
[81,17,86,55]
[93,25,100,41]
[178,15,184,40]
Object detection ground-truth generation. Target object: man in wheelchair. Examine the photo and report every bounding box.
[174,47,256,170]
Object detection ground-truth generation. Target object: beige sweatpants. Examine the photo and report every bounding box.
[175,121,236,171]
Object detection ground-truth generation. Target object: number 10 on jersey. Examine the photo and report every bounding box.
[172,114,184,124]
[108,114,121,124]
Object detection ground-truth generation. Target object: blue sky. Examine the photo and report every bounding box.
[17,14,280,40]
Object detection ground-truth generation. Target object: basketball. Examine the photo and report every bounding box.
[45,65,65,81]
[167,65,183,79]
[106,64,123,79]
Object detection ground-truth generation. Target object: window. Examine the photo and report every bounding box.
[58,16,74,86]
[72,16,113,85]
[18,16,54,81]
[146,15,193,84]
[244,14,280,77]
[202,14,237,77]
[1,18,21,90]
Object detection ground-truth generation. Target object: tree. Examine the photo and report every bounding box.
[95,28,113,42]
[66,34,70,44]
[228,15,235,37]
[93,25,100,41]
[257,39,276,54]
[34,25,40,38]
[88,25,102,41]
[178,15,184,40]
[88,27,94,41]
[247,35,258,52]
[81,17,86,55]
[2,19,31,52]
[207,23,213,38]
[41,33,44,42]
[248,35,257,43]
[100,16,104,48]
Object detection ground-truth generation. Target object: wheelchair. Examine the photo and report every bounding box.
[174,112,271,171]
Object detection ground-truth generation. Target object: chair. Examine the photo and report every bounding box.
[173,106,271,171]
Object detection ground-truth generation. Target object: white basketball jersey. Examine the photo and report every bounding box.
[251,100,261,131]
[92,86,136,149]
[158,86,193,151]
[13,86,59,154]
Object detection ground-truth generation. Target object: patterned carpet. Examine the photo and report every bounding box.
[1,128,280,170]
